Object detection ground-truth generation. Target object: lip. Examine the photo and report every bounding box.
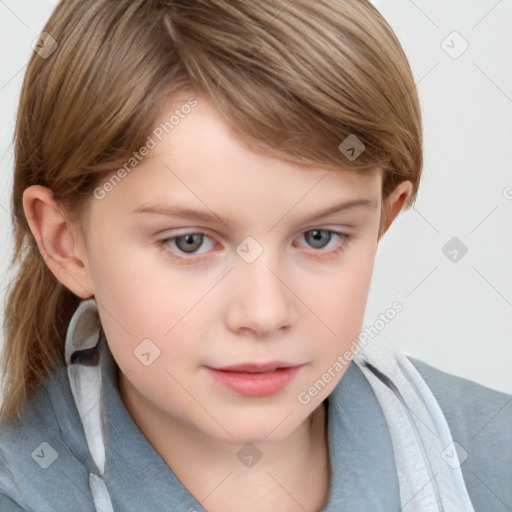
[211,361,298,373]
[205,362,304,397]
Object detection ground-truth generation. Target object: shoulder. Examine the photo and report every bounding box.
[0,366,96,511]
[0,493,28,511]
[407,356,512,512]
[407,356,512,438]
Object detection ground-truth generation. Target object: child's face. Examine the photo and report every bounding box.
[76,93,388,443]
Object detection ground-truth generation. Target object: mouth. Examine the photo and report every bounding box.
[204,362,304,397]
[210,361,299,373]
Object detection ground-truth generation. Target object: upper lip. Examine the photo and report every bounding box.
[208,362,301,373]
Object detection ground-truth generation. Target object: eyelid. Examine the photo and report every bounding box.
[156,226,352,264]
[156,225,350,245]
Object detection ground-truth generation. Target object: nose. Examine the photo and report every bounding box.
[224,255,297,337]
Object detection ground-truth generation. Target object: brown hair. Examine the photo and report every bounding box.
[1,0,422,423]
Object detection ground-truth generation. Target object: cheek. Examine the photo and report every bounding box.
[303,244,376,357]
[83,238,196,373]
[313,247,375,316]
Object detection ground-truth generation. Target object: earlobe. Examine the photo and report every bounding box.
[378,180,413,238]
[22,185,94,299]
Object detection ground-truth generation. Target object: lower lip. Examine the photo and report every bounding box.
[205,366,302,397]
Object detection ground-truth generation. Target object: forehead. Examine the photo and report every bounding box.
[89,94,382,227]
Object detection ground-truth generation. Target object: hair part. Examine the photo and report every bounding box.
[1,0,422,423]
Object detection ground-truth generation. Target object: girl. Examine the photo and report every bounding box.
[1,1,510,511]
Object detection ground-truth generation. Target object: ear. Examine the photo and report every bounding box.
[378,180,413,239]
[22,185,94,299]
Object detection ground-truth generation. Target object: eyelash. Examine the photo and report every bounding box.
[156,229,351,265]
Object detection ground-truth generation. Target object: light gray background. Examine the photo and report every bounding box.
[0,0,511,393]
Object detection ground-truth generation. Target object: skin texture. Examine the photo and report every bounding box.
[23,93,412,511]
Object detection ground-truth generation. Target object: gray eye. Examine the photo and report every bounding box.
[304,230,332,249]
[174,233,204,253]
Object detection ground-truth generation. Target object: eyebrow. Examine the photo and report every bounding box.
[132,197,378,227]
